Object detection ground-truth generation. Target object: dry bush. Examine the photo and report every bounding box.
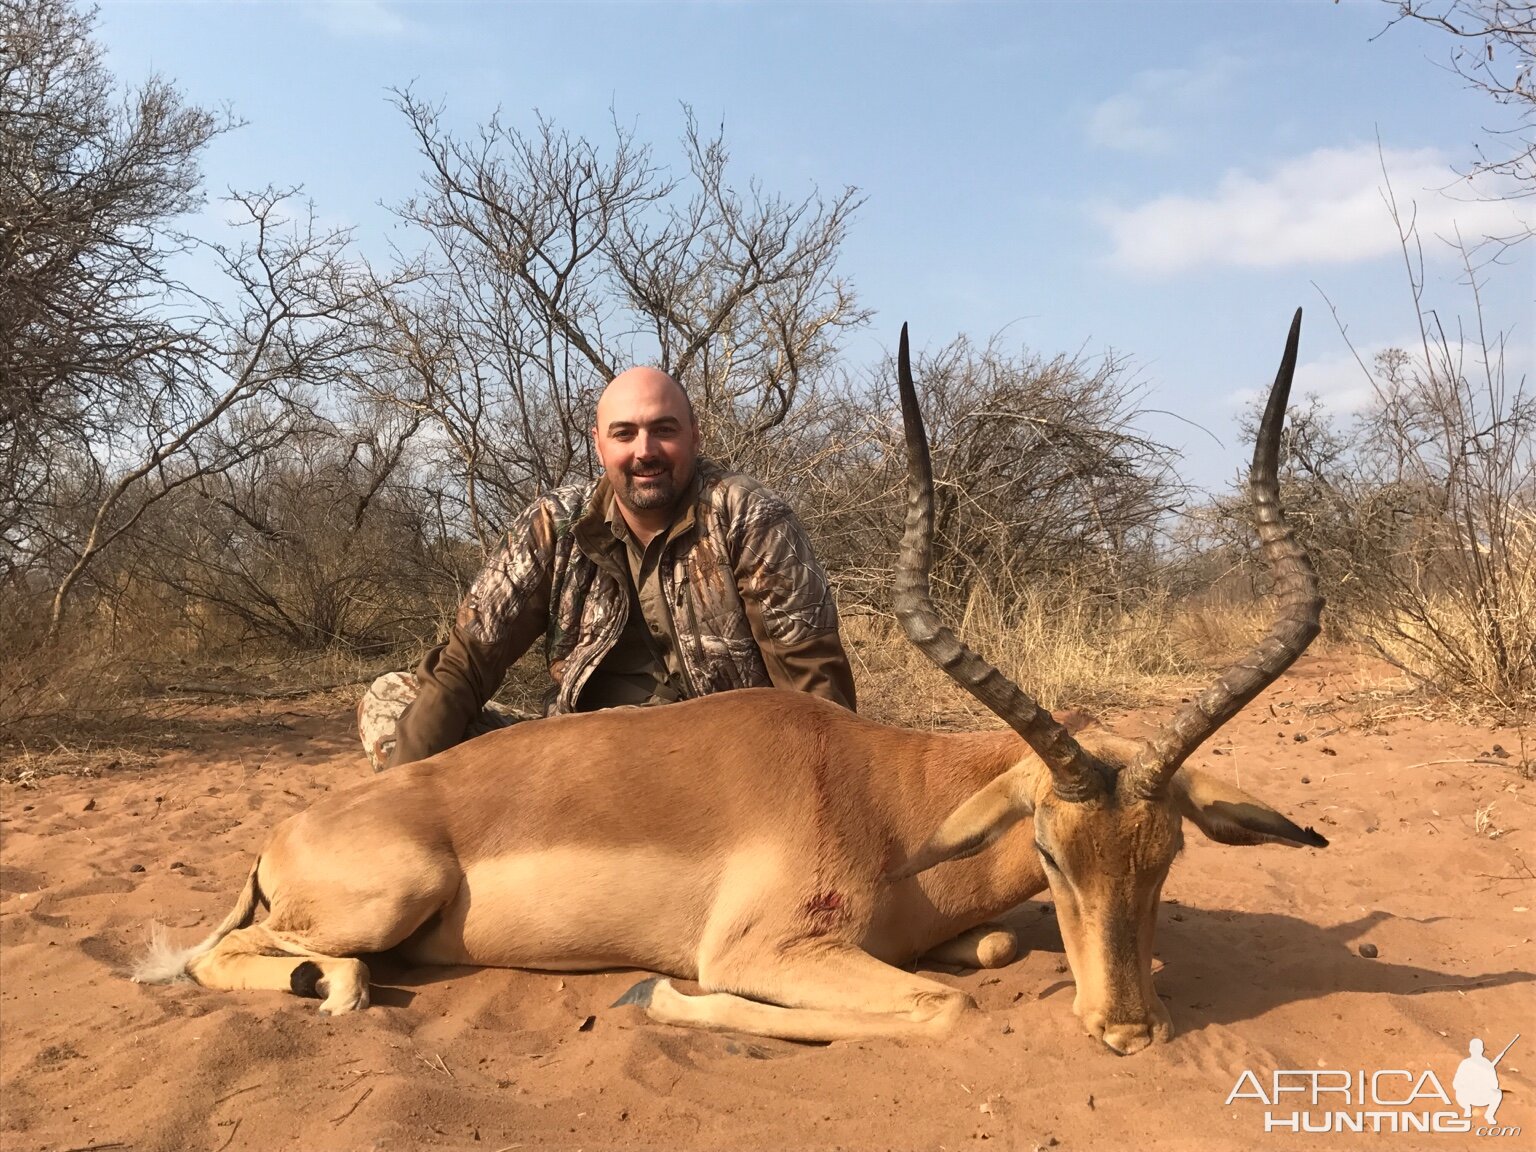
[785,335,1182,617]
[1355,511,1536,712]
[0,615,146,736]
[0,616,432,779]
[0,598,204,765]
[117,420,466,653]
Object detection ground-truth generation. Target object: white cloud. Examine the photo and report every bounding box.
[1098,145,1536,275]
[1293,347,1393,417]
[1086,59,1239,155]
[1225,347,1382,420]
[303,0,413,39]
[1230,335,1535,425]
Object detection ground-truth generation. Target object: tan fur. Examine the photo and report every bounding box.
[138,691,1319,1050]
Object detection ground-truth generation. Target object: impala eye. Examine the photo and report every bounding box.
[1036,845,1060,873]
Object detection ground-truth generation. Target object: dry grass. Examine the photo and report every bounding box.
[1311,561,1536,737]
[30,559,1532,787]
[1473,801,1506,840]
[0,617,421,782]
[0,742,160,787]
[843,579,1299,730]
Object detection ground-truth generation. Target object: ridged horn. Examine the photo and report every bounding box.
[1127,308,1323,798]
[891,324,1103,802]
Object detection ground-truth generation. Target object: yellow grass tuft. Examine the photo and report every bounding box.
[844,577,1296,730]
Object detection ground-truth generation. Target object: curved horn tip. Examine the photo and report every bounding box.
[1254,308,1306,466]
[1281,308,1303,367]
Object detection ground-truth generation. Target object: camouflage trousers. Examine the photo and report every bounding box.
[356,672,527,772]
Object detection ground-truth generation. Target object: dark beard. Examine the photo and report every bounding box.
[620,469,679,510]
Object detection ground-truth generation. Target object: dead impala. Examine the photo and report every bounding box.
[136,313,1325,1054]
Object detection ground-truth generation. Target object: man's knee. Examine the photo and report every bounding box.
[357,672,419,772]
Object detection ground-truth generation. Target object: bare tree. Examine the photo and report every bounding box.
[22,190,388,642]
[1,0,233,587]
[123,397,453,652]
[372,92,866,553]
[1379,2,1535,204]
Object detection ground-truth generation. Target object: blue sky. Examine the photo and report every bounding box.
[95,0,1534,490]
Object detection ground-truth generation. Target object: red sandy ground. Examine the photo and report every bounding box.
[1,655,1532,1152]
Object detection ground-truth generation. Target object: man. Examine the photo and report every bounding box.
[358,366,856,771]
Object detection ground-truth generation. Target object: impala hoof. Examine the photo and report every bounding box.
[317,981,370,1015]
[612,977,662,1009]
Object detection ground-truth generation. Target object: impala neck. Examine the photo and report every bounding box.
[891,730,1050,921]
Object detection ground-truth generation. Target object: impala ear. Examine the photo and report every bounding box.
[1172,768,1328,848]
[885,765,1036,881]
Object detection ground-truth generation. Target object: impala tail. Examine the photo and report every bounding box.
[132,860,262,984]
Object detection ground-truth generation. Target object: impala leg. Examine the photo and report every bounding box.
[186,880,451,1015]
[642,946,977,1042]
[187,924,372,1015]
[921,923,1018,969]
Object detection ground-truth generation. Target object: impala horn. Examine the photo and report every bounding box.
[1126,308,1323,797]
[891,324,1104,802]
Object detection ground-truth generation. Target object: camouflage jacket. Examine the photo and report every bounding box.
[390,458,856,766]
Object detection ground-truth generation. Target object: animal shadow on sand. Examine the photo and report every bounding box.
[76,899,1524,1038]
[973,901,1533,1032]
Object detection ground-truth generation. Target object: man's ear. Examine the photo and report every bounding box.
[1172,768,1328,848]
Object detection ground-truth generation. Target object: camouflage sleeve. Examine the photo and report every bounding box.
[390,499,557,766]
[731,492,857,712]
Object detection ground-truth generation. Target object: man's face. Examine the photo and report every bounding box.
[593,368,701,516]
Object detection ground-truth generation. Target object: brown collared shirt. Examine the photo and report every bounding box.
[576,492,690,710]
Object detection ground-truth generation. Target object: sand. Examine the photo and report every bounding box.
[2,655,1532,1151]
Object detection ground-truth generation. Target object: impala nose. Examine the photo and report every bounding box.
[1081,1009,1157,1055]
[1100,1022,1154,1055]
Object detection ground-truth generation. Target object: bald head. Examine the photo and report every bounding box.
[598,367,692,425]
[593,366,700,533]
